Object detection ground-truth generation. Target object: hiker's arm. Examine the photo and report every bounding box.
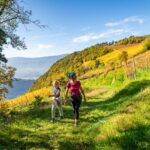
[54,90,60,97]
[65,88,69,100]
[80,85,86,102]
[49,94,54,97]
[64,88,69,104]
[49,89,60,97]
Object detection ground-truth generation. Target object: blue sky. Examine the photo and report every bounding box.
[4,0,150,58]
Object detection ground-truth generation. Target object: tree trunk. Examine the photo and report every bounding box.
[122,62,128,79]
[145,52,148,70]
[104,67,108,78]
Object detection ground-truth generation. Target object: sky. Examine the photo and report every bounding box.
[4,0,150,58]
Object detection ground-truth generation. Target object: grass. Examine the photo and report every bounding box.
[0,70,150,149]
[81,68,150,91]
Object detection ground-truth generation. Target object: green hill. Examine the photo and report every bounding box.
[1,35,150,149]
[0,69,150,149]
[29,35,147,92]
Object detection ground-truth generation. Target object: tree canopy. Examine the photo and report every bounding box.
[0,0,43,100]
[143,37,150,51]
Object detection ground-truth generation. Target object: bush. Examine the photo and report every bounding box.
[143,37,150,51]
[117,36,145,45]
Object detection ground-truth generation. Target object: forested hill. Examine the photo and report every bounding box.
[29,35,148,91]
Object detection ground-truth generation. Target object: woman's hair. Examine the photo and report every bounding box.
[52,80,60,86]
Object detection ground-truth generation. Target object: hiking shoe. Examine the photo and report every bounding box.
[51,118,54,123]
[74,119,78,127]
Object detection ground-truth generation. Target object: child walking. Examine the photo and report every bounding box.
[51,80,63,123]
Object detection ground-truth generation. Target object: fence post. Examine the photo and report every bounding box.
[132,56,136,80]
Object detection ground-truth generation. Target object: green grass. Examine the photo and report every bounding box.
[81,68,150,90]
[0,70,150,149]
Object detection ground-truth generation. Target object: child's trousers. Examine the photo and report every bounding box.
[51,96,63,119]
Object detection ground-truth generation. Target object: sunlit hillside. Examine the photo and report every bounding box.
[1,0,150,149]
[0,87,52,109]
[0,68,150,149]
[29,35,149,91]
[1,34,150,149]
[2,36,150,109]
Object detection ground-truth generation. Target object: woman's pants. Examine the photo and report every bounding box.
[51,96,63,119]
[71,94,82,120]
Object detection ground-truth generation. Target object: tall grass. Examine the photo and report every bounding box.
[0,78,149,149]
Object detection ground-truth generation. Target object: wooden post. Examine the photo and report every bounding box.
[132,56,136,80]
[145,52,148,70]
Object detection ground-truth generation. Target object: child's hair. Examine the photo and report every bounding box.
[52,80,60,87]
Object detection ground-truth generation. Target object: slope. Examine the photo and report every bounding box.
[0,70,150,149]
[29,35,146,91]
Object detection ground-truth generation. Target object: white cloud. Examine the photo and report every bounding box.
[105,16,144,27]
[73,33,95,43]
[37,44,53,49]
[73,29,129,43]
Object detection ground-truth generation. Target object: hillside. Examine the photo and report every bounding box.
[8,54,67,79]
[0,35,150,149]
[29,35,147,91]
[0,70,150,149]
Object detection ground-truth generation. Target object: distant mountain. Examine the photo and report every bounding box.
[6,79,34,99]
[8,54,67,79]
[6,54,67,99]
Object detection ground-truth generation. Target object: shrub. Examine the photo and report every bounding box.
[143,37,150,51]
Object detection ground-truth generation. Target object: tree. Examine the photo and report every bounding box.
[109,61,118,81]
[0,26,15,100]
[143,37,150,51]
[95,59,100,68]
[0,28,7,63]
[0,0,43,100]
[118,51,128,65]
[0,65,16,100]
[0,0,44,51]
[118,51,129,78]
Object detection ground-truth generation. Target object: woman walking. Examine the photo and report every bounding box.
[65,72,86,127]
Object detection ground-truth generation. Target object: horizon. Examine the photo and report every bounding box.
[3,0,150,58]
[7,53,68,59]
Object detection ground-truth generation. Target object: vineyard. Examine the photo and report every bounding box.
[29,37,147,92]
[0,87,52,110]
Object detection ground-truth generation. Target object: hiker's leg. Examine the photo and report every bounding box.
[71,94,82,126]
[51,99,57,119]
[56,97,63,117]
[51,104,56,119]
[76,95,82,119]
[76,99,81,119]
[72,100,79,127]
[71,100,77,119]
[58,106,63,117]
